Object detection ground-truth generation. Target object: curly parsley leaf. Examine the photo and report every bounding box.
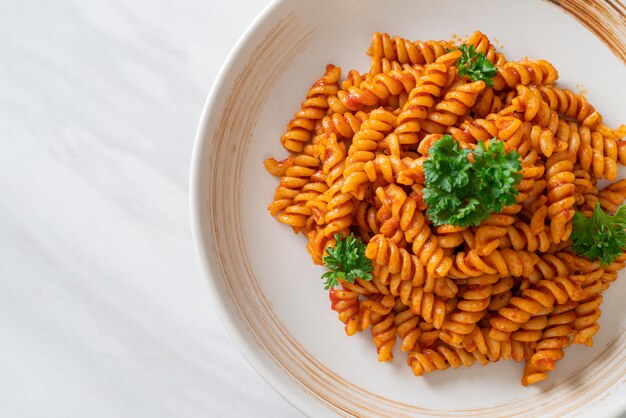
[571,204,626,266]
[422,136,473,226]
[423,135,521,227]
[321,233,372,290]
[472,140,522,213]
[455,44,498,87]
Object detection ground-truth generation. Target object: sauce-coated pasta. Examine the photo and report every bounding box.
[265,30,626,386]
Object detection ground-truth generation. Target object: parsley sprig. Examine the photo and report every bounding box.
[423,135,521,227]
[321,233,372,290]
[472,140,522,212]
[454,44,498,86]
[571,203,626,266]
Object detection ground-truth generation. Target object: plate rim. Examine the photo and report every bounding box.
[189,1,626,416]
[189,0,313,415]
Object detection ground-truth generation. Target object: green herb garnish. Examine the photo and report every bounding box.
[321,233,372,290]
[471,140,522,213]
[423,135,521,227]
[454,44,498,87]
[571,203,626,266]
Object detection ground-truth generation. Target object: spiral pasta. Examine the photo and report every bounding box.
[408,331,530,377]
[521,301,577,385]
[472,88,513,118]
[440,275,500,344]
[329,287,365,336]
[394,57,459,143]
[424,80,486,133]
[465,30,506,66]
[267,152,322,230]
[335,66,422,112]
[367,32,452,66]
[342,108,396,199]
[488,276,585,341]
[371,309,398,361]
[374,184,452,276]
[449,249,538,279]
[280,64,341,153]
[546,151,576,243]
[493,60,559,91]
[318,111,368,139]
[264,30,626,386]
[393,300,422,352]
[529,85,601,128]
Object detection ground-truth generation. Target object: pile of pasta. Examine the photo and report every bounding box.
[264,31,626,385]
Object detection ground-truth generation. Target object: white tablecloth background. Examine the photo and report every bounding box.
[0,0,302,416]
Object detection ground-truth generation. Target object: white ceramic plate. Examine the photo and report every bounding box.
[190,0,626,416]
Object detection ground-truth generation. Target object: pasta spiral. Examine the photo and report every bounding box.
[573,293,603,346]
[472,88,512,118]
[267,152,322,229]
[312,181,354,242]
[368,56,403,76]
[449,249,538,279]
[458,116,498,143]
[511,85,559,132]
[336,66,421,112]
[465,30,506,66]
[394,59,457,143]
[398,283,450,330]
[462,326,531,362]
[329,287,364,336]
[342,108,396,199]
[597,179,626,212]
[435,224,466,249]
[367,32,451,66]
[488,276,585,340]
[529,253,573,282]
[504,220,551,252]
[521,301,577,385]
[529,85,601,128]
[487,276,516,312]
[371,309,398,361]
[407,332,530,377]
[492,60,558,91]
[407,344,488,376]
[393,301,422,352]
[318,111,368,139]
[375,184,453,277]
[281,64,341,152]
[546,151,576,243]
[424,80,486,133]
[474,210,517,256]
[440,275,500,344]
[366,234,426,289]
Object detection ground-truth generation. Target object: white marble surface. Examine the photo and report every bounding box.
[0,0,302,416]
